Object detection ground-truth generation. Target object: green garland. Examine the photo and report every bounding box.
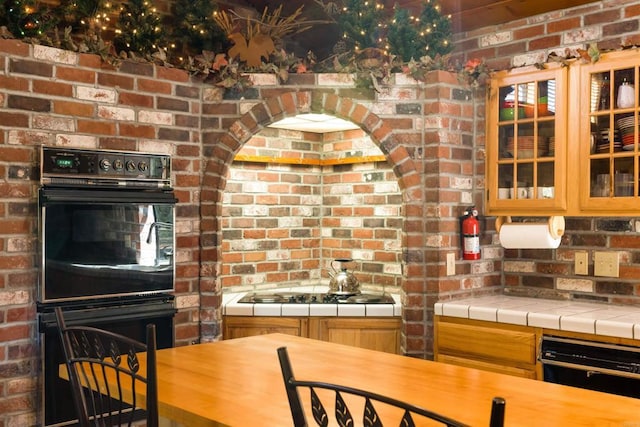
[386,0,452,61]
[113,0,165,56]
[418,0,452,57]
[171,0,227,60]
[0,0,470,90]
[337,0,385,52]
[4,0,58,37]
[386,6,420,61]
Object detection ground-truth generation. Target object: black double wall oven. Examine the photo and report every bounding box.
[37,146,178,427]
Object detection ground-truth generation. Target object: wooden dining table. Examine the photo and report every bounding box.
[63,332,640,426]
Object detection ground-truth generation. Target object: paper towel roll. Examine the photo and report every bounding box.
[498,223,562,249]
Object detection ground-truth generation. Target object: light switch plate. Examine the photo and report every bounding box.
[594,251,619,277]
[446,252,456,276]
[575,251,589,275]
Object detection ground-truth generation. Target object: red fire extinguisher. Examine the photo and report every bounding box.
[461,206,481,260]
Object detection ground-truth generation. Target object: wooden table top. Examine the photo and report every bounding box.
[70,333,640,426]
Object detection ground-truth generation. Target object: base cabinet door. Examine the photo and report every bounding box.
[434,316,541,379]
[223,316,309,339]
[308,317,401,354]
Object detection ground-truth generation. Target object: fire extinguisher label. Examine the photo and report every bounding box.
[464,236,480,254]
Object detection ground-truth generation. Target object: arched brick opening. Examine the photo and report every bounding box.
[199,90,425,353]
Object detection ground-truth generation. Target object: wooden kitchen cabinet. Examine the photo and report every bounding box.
[222,316,309,339]
[486,64,568,216]
[486,49,640,216]
[223,316,401,354]
[308,317,401,354]
[434,316,542,379]
[576,50,640,214]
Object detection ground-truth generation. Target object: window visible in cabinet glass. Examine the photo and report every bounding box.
[495,77,557,202]
[588,65,639,201]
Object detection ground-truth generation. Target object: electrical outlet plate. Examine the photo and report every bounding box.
[446,252,456,276]
[575,251,589,275]
[594,251,619,277]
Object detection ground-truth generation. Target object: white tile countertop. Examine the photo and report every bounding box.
[223,286,401,317]
[435,295,640,340]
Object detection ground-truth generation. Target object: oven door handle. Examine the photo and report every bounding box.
[40,187,177,204]
[541,359,640,380]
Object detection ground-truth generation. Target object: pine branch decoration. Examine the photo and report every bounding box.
[114,0,165,57]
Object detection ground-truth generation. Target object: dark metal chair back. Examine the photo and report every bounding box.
[55,307,159,427]
[277,346,496,427]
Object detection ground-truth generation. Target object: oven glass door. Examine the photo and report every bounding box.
[39,188,176,303]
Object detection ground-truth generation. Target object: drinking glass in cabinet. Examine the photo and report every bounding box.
[592,174,610,197]
[591,72,612,112]
[614,173,634,196]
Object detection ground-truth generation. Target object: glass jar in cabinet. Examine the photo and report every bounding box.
[579,50,640,214]
[486,65,568,216]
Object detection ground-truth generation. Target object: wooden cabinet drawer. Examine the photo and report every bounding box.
[223,316,308,339]
[436,354,537,379]
[436,319,537,364]
[223,316,401,354]
[308,317,401,354]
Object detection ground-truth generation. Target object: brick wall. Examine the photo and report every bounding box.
[0,41,203,425]
[450,0,640,305]
[453,0,640,72]
[0,41,484,424]
[8,1,639,422]
[198,72,486,356]
[221,126,324,289]
[221,127,403,291]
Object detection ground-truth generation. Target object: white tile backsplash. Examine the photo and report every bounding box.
[224,303,254,316]
[434,302,444,316]
[560,315,596,334]
[309,304,338,316]
[365,304,394,317]
[281,304,310,316]
[338,304,366,317]
[527,312,561,329]
[253,304,282,316]
[438,295,640,339]
[222,291,401,319]
[596,319,634,339]
[469,306,498,322]
[497,309,528,325]
[442,303,470,318]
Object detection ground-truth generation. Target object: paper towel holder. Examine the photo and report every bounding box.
[495,216,565,240]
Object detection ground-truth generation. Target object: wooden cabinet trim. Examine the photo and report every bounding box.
[487,49,640,216]
[437,320,537,364]
[223,316,401,354]
[436,354,537,379]
[435,316,542,380]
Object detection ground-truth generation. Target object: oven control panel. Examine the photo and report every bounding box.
[41,146,171,188]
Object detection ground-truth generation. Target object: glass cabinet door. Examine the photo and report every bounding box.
[486,66,567,215]
[583,63,640,208]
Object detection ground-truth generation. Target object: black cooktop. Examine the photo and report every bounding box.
[238,291,396,304]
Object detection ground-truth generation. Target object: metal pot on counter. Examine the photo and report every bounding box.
[328,258,359,295]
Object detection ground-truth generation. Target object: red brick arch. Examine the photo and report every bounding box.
[199,90,424,349]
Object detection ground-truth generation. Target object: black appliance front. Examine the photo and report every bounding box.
[39,187,176,303]
[39,296,176,427]
[540,335,640,399]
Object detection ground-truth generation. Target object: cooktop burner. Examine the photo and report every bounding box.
[238,291,396,304]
